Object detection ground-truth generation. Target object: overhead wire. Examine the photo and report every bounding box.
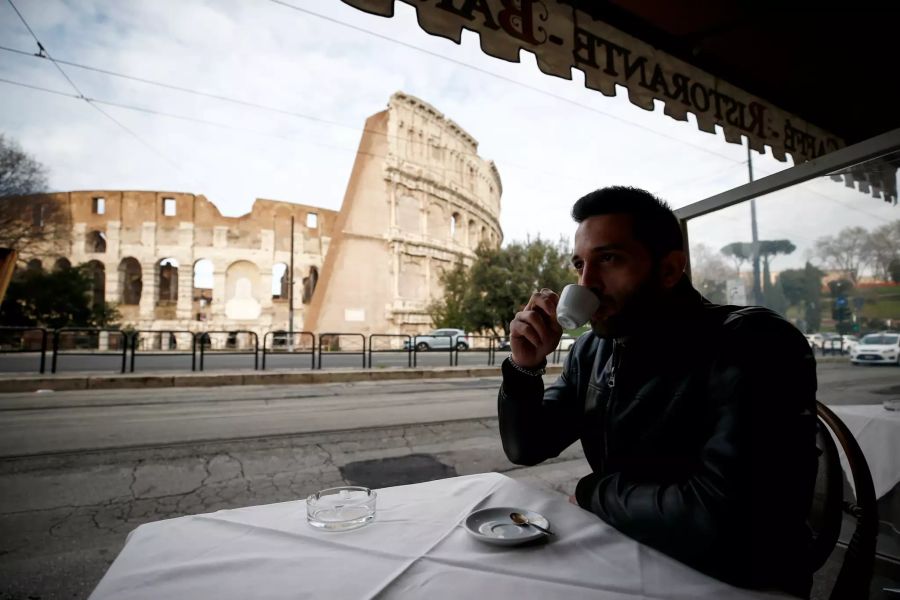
[0,44,609,188]
[265,0,750,166]
[4,0,202,189]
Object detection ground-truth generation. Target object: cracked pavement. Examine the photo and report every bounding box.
[1,363,895,600]
[0,377,589,600]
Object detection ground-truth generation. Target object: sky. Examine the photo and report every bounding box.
[1,0,897,274]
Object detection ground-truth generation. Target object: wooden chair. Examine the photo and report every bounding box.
[809,401,879,600]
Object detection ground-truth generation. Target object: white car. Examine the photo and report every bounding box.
[850,332,900,365]
[841,335,860,355]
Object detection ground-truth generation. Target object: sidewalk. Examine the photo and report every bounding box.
[0,364,565,393]
[0,352,850,393]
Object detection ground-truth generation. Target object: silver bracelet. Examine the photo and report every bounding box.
[507,356,546,376]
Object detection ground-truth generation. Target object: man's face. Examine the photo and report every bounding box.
[571,214,662,338]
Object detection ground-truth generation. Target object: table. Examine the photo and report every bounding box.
[90,472,790,599]
[829,404,900,500]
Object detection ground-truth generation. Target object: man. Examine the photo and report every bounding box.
[499,187,817,597]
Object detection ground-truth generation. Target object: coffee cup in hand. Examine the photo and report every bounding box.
[556,284,600,330]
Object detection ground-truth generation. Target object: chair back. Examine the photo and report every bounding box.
[814,401,879,600]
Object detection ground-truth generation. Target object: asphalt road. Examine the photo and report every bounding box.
[1,363,897,600]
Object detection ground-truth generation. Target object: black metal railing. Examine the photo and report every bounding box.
[0,327,554,375]
[261,331,315,371]
[52,328,128,373]
[367,334,413,368]
[410,333,457,367]
[318,333,365,369]
[551,335,577,364]
[130,330,196,372]
[197,331,259,371]
[458,334,496,366]
[0,326,49,374]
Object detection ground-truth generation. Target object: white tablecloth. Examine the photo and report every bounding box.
[90,472,790,600]
[830,404,900,499]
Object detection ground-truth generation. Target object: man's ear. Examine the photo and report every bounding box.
[659,250,687,289]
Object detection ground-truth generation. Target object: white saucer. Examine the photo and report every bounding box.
[464,506,550,546]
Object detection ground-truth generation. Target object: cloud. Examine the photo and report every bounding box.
[0,0,896,276]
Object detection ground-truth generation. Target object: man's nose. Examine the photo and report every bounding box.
[578,266,603,292]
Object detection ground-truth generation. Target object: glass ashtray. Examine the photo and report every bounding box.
[306,486,376,531]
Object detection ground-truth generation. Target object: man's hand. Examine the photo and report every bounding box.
[509,288,563,369]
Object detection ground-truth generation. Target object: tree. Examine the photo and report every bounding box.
[689,243,731,303]
[758,240,795,314]
[0,264,120,329]
[777,262,824,332]
[428,238,577,336]
[720,242,752,276]
[0,133,48,197]
[890,257,900,284]
[814,226,872,284]
[868,220,900,282]
[0,134,68,254]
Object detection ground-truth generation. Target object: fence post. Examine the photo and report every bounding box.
[130,333,137,373]
[51,330,59,373]
[39,328,47,374]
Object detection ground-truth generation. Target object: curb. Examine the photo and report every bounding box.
[0,365,566,393]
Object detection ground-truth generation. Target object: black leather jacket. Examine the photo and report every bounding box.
[499,279,817,596]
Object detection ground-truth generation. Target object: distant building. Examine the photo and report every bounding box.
[7,92,502,338]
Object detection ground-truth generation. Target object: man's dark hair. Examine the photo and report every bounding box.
[571,186,684,260]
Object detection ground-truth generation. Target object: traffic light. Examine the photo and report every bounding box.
[832,296,851,322]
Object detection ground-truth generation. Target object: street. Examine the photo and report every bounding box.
[0,363,897,599]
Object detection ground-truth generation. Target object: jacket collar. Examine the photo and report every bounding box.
[617,275,707,344]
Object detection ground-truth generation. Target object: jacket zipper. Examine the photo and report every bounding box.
[602,338,623,464]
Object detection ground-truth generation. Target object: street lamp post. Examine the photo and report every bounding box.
[747,146,763,307]
[288,215,295,350]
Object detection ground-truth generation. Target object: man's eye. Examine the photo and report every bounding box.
[572,262,583,272]
[599,253,617,263]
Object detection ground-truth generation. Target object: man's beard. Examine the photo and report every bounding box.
[588,275,664,339]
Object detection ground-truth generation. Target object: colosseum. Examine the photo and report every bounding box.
[8,92,503,339]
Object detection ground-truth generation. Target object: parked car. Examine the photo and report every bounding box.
[404,329,469,351]
[850,332,900,365]
[841,335,860,355]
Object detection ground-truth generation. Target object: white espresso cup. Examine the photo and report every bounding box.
[556,284,600,330]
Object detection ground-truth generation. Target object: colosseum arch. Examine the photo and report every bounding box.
[53,257,71,271]
[118,257,142,305]
[467,219,477,247]
[427,203,446,239]
[85,231,107,253]
[26,258,43,272]
[396,193,420,233]
[157,258,179,304]
[192,259,214,322]
[272,262,289,299]
[225,260,261,320]
[450,212,464,242]
[84,260,105,308]
[302,266,319,304]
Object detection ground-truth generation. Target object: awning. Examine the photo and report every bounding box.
[340,0,899,203]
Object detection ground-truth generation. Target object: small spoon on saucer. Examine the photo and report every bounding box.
[509,512,554,535]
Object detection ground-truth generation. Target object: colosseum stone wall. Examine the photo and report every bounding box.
[7,92,503,339]
[304,92,503,336]
[10,191,335,340]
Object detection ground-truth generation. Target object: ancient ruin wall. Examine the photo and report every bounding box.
[14,191,336,339]
[304,92,503,336]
